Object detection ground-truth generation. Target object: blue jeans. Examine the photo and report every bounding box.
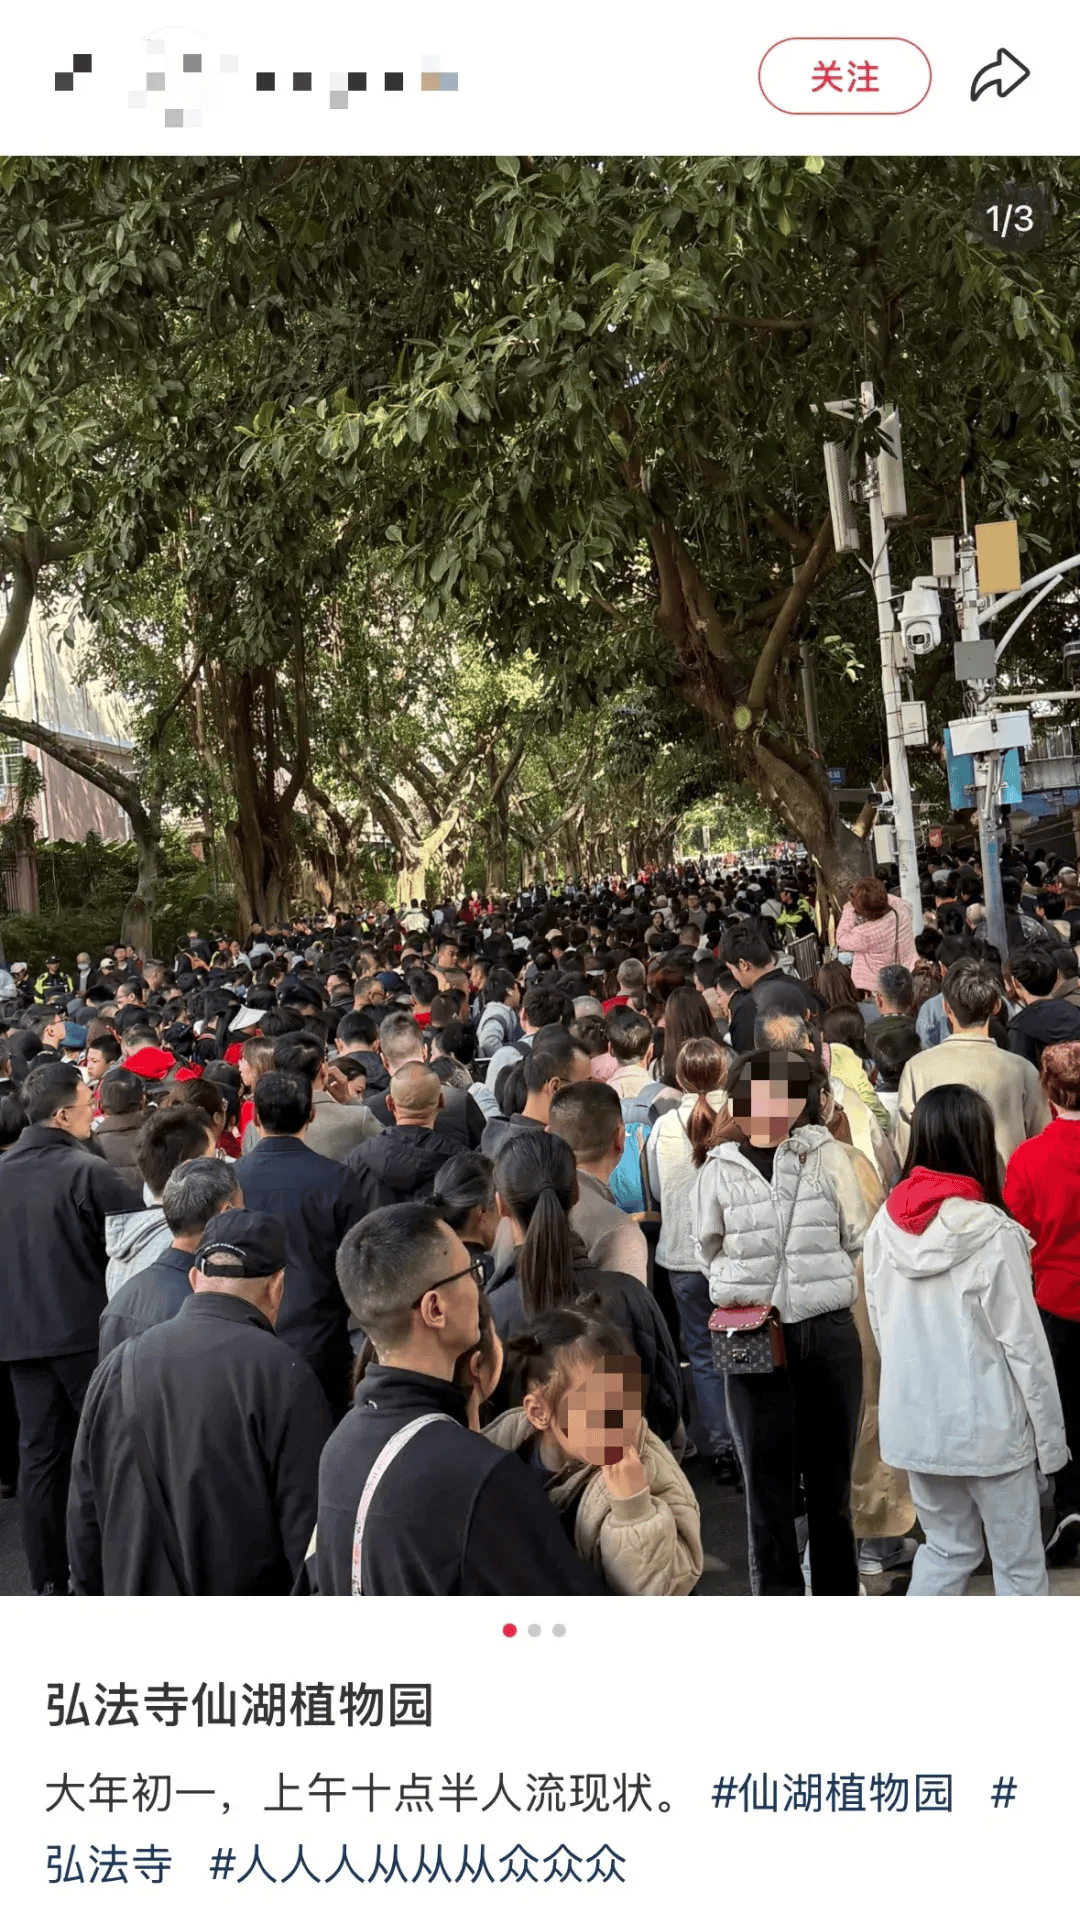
[668,1270,732,1458]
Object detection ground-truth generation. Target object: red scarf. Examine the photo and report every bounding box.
[886,1166,985,1235]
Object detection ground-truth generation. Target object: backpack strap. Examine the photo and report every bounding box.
[351,1413,458,1595]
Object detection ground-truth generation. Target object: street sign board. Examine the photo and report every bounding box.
[975,520,1021,594]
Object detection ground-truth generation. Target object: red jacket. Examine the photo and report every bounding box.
[1003,1118,1080,1320]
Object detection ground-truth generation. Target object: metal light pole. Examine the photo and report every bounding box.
[859,381,923,934]
[953,492,1009,956]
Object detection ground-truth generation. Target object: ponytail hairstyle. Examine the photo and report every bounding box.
[675,1036,734,1167]
[501,1299,628,1415]
[494,1130,578,1316]
[431,1150,496,1233]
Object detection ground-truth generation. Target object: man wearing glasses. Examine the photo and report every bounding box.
[315,1204,602,1595]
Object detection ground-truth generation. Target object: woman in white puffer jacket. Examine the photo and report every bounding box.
[692,1047,874,1596]
[864,1083,1066,1596]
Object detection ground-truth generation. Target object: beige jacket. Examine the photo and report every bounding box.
[303,1088,384,1162]
[839,1147,916,1540]
[894,1031,1049,1175]
[483,1407,703,1595]
[570,1170,649,1285]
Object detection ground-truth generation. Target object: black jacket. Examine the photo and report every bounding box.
[1008,996,1080,1069]
[0,1125,140,1361]
[366,1083,484,1150]
[68,1292,332,1595]
[345,1123,459,1205]
[98,1245,193,1361]
[234,1136,371,1384]
[315,1365,604,1595]
[487,1244,686,1444]
[726,983,760,1055]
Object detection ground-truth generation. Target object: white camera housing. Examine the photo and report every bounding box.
[900,577,942,655]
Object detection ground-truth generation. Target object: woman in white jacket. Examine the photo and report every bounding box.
[863,1084,1066,1596]
[692,1047,874,1595]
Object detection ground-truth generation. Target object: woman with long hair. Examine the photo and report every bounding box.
[487,1130,684,1444]
[864,1083,1066,1595]
[814,959,861,1012]
[646,1037,738,1482]
[692,1046,873,1594]
[648,984,717,1122]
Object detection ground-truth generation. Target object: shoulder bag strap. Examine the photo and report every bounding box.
[351,1413,458,1596]
[120,1340,190,1594]
[890,906,900,964]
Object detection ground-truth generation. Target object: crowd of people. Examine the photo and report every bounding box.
[0,839,1078,1596]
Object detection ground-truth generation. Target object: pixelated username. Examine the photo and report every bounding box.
[55,52,459,113]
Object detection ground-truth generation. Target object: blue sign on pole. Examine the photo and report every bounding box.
[944,727,1022,810]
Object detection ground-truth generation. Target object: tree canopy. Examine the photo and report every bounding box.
[2,156,1079,934]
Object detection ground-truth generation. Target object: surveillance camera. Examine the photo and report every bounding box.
[900,578,942,655]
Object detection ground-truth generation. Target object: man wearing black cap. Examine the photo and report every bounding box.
[67,1209,331,1594]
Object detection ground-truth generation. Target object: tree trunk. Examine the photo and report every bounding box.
[750,734,871,908]
[121,812,162,959]
[484,840,508,897]
[216,666,299,927]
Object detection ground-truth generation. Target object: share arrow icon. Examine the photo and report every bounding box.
[970,48,1031,101]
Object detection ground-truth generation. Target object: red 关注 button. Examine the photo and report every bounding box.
[759,38,932,114]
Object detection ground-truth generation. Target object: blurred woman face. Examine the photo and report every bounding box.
[731,1056,810,1145]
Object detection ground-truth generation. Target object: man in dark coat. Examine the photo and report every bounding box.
[99,1158,242,1360]
[316,1204,603,1595]
[1007,946,1080,1068]
[235,1071,372,1417]
[68,1210,331,1594]
[0,1060,140,1592]
[345,1063,458,1207]
[364,1010,484,1148]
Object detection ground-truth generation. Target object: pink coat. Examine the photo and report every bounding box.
[835,895,917,992]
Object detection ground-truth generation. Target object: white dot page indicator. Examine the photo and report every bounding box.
[758,37,932,115]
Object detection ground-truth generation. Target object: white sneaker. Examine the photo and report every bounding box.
[858,1535,918,1576]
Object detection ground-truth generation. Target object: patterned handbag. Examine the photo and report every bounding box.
[707,1152,805,1374]
[708,1304,786,1375]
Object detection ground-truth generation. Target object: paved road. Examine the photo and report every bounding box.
[5,1466,1077,1595]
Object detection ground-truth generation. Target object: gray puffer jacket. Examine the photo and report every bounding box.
[691,1125,873,1324]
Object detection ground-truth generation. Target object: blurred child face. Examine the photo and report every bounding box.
[539,1356,644,1468]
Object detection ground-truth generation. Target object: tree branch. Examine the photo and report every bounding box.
[0,709,155,840]
[746,516,834,716]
